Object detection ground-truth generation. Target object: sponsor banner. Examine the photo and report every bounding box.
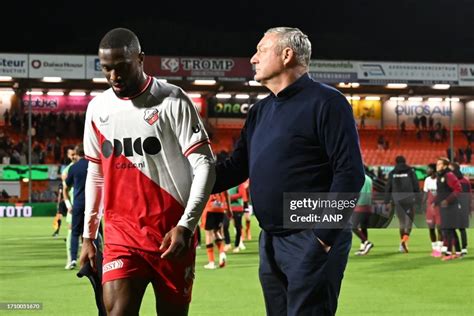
[383,100,464,128]
[310,71,357,83]
[1,165,60,180]
[0,53,28,78]
[144,56,254,79]
[207,97,254,118]
[357,62,458,84]
[0,203,56,217]
[310,60,357,73]
[349,100,382,128]
[29,54,85,79]
[458,64,474,86]
[21,95,92,112]
[309,60,358,83]
[467,101,474,129]
[85,55,104,79]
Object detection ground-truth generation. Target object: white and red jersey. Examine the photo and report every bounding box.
[83,76,210,252]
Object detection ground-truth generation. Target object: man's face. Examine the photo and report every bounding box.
[436,160,446,172]
[427,167,434,177]
[67,149,76,162]
[98,47,143,98]
[250,33,285,84]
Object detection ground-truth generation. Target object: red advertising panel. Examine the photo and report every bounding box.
[22,95,93,112]
[145,56,254,79]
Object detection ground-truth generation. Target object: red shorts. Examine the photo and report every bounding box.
[426,205,441,227]
[102,243,196,304]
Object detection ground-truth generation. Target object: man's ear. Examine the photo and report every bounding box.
[282,47,294,66]
[138,51,145,64]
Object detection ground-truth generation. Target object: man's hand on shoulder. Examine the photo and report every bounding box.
[160,226,193,259]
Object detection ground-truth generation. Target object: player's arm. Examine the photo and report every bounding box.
[160,145,215,259]
[79,161,104,271]
[160,92,216,259]
[64,172,73,212]
[79,100,103,271]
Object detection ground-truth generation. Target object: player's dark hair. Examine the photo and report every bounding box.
[99,28,141,54]
[395,155,406,164]
[427,163,436,171]
[75,143,85,157]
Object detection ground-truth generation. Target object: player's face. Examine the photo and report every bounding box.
[67,149,76,162]
[99,47,144,98]
[250,33,285,84]
[436,160,446,172]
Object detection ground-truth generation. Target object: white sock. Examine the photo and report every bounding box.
[441,246,448,253]
[431,242,437,250]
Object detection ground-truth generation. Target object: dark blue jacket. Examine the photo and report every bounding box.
[213,74,365,245]
[65,157,89,210]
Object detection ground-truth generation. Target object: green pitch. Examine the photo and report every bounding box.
[0,218,473,315]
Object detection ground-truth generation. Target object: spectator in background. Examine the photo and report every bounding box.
[413,116,420,129]
[400,121,406,134]
[441,125,448,142]
[377,135,385,150]
[420,115,427,130]
[3,109,10,126]
[446,147,453,161]
[54,136,62,163]
[428,116,434,130]
[457,148,465,163]
[465,145,472,163]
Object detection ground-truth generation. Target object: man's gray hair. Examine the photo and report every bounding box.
[265,27,312,68]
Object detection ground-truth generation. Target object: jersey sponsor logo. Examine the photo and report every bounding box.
[144,109,159,125]
[192,124,201,133]
[101,137,161,158]
[103,259,124,274]
[393,173,409,178]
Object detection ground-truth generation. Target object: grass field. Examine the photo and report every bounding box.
[0,217,473,315]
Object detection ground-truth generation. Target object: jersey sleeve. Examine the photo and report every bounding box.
[83,100,102,164]
[171,92,210,157]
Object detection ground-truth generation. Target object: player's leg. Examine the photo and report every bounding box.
[154,287,189,316]
[103,278,148,316]
[359,212,373,255]
[223,214,232,251]
[204,229,216,269]
[244,211,252,240]
[67,208,84,269]
[233,212,244,251]
[204,213,217,269]
[65,212,72,267]
[151,240,196,316]
[459,228,468,256]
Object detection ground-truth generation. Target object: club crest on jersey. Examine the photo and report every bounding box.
[144,109,159,125]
